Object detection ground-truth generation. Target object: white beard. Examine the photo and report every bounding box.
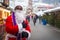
[15,11,26,33]
[15,11,25,24]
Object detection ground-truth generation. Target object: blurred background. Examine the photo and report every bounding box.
[0,0,60,40]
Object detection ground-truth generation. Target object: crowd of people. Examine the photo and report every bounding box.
[26,13,47,26]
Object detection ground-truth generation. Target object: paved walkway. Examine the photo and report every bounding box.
[29,19,60,40]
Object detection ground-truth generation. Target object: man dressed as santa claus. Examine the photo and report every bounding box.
[5,5,31,40]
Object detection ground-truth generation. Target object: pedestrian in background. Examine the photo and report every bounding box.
[42,18,47,25]
[39,15,42,24]
[26,15,30,22]
[33,14,38,25]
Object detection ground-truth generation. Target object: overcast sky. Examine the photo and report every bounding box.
[9,0,28,9]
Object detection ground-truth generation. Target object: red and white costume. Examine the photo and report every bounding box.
[5,11,31,40]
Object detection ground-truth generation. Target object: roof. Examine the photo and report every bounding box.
[43,7,60,13]
[33,3,54,8]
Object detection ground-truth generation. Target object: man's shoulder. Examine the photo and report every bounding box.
[6,15,12,20]
[24,19,29,24]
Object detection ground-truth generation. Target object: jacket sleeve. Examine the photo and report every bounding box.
[22,19,31,38]
[5,16,18,35]
[25,20,31,32]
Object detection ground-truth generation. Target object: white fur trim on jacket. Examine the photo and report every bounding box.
[22,28,31,39]
[5,33,16,40]
[18,23,23,33]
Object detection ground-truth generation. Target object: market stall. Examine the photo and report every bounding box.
[0,7,10,40]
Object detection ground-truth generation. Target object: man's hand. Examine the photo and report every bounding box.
[22,31,28,38]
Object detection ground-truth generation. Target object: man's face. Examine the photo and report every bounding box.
[15,9,24,22]
[15,10,23,18]
[15,10,22,13]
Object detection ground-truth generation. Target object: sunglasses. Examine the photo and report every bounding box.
[15,6,23,10]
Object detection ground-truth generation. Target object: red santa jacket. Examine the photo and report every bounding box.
[5,15,31,38]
